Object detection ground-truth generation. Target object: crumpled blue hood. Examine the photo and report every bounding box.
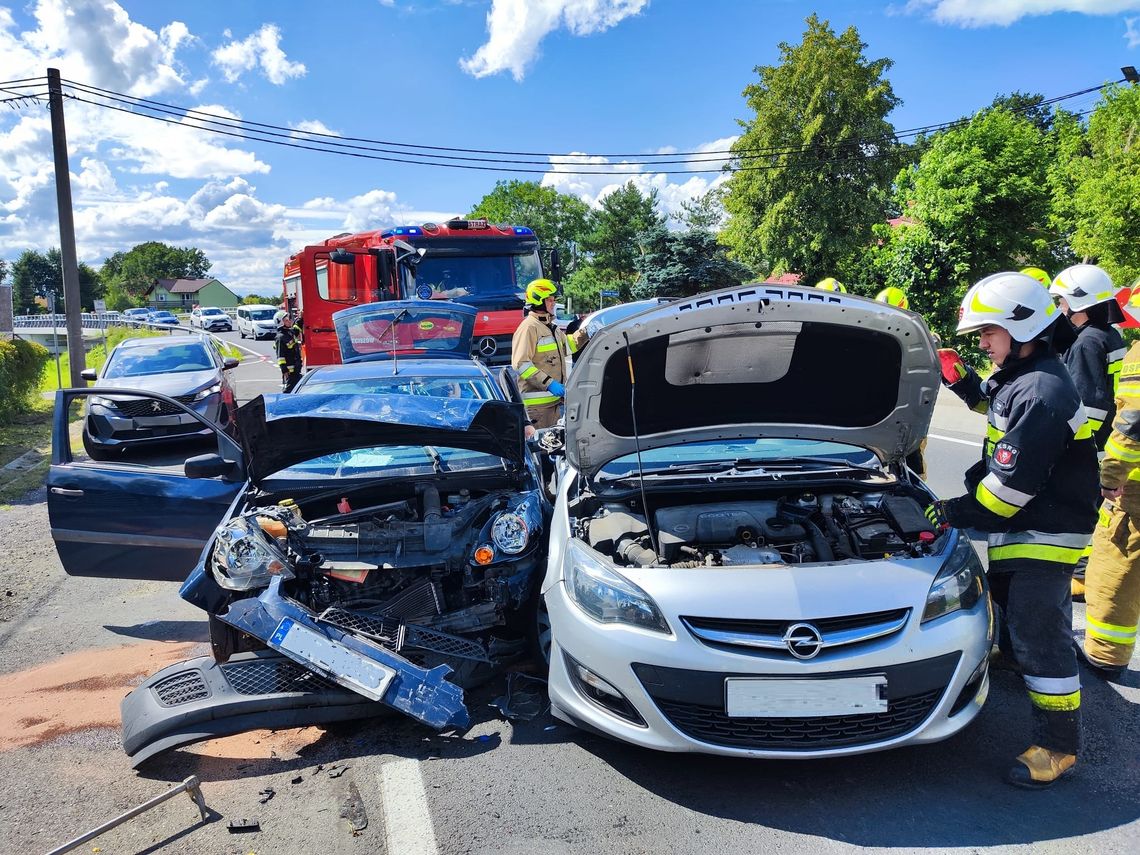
[236,392,526,484]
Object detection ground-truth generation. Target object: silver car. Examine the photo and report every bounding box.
[543,284,992,757]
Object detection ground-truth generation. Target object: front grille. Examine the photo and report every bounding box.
[404,624,489,661]
[152,669,210,706]
[654,688,944,750]
[112,394,197,418]
[681,608,910,657]
[684,608,909,637]
[221,659,338,695]
[319,607,403,647]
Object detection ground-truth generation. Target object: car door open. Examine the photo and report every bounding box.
[47,388,246,582]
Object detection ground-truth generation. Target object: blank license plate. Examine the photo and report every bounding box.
[270,617,395,701]
[725,676,888,718]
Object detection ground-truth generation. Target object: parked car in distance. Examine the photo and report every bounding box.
[579,297,673,342]
[149,310,180,326]
[122,307,154,325]
[47,301,547,765]
[552,303,580,332]
[543,284,992,759]
[80,335,240,460]
[237,305,279,339]
[191,306,233,332]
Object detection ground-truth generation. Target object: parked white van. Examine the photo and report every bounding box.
[236,305,279,340]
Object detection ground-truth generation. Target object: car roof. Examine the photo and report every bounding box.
[242,304,278,310]
[117,335,210,349]
[302,357,497,385]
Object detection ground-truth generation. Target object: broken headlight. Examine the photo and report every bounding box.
[483,493,543,559]
[210,515,295,591]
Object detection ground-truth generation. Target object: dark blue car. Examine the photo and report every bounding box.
[47,302,549,765]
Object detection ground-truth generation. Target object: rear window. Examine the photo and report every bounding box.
[597,321,901,436]
[299,376,493,399]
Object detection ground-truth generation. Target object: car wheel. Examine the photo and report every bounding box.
[239,328,245,339]
[530,588,552,674]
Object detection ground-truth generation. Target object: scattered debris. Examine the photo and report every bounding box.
[491,673,549,721]
[338,782,368,832]
[290,776,303,785]
[227,818,260,834]
[312,764,324,776]
[257,788,275,805]
[328,766,347,779]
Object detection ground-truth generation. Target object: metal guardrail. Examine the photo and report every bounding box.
[12,313,182,333]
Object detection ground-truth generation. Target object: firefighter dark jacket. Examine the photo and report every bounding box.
[275,326,303,370]
[1061,320,1126,449]
[945,348,1099,550]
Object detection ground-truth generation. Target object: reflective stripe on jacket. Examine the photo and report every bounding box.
[511,311,572,401]
[1100,340,1140,492]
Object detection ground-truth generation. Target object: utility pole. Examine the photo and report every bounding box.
[47,68,86,387]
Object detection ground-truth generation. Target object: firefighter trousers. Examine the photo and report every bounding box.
[526,402,562,430]
[989,565,1081,756]
[1084,501,1140,667]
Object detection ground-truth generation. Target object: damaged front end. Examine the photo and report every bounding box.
[121,392,546,764]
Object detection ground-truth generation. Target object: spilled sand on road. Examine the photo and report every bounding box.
[0,642,199,751]
[189,725,328,760]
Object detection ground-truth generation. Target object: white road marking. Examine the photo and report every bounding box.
[379,759,439,855]
[928,432,982,448]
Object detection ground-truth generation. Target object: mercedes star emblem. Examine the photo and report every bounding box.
[782,622,824,659]
[478,337,498,356]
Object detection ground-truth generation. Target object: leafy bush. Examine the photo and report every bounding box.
[0,338,50,423]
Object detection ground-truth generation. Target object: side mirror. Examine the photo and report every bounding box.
[185,453,237,480]
[549,248,562,284]
[80,368,97,382]
[222,357,240,370]
[330,248,355,265]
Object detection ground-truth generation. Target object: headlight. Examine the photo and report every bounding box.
[923,532,986,622]
[209,515,295,591]
[566,541,670,634]
[194,384,222,401]
[89,396,116,408]
[491,511,528,554]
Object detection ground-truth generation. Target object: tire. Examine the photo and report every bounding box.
[239,328,245,339]
[528,587,552,675]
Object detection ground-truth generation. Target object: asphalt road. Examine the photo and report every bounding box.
[0,345,1137,855]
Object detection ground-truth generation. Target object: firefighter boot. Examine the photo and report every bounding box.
[1006,746,1077,789]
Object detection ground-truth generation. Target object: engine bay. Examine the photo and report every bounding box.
[574,487,939,568]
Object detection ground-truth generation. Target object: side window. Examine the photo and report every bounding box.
[316,264,330,300]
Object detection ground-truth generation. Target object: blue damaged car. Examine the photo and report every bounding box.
[46,302,548,765]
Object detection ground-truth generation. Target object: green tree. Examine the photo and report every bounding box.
[10,250,58,313]
[580,182,664,299]
[1070,83,1140,289]
[468,180,591,278]
[633,223,752,300]
[676,187,725,231]
[989,91,1054,133]
[242,293,281,305]
[100,242,211,300]
[721,14,901,282]
[0,259,8,287]
[561,264,622,313]
[903,106,1051,278]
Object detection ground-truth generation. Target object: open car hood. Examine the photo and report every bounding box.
[332,301,476,364]
[564,285,938,478]
[236,393,526,484]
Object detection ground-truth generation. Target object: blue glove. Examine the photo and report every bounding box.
[548,380,565,397]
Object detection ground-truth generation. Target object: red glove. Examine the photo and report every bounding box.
[937,349,968,386]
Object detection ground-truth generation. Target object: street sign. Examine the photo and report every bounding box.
[93,299,106,312]
[600,289,619,298]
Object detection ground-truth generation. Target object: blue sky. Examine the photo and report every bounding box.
[1,0,1137,294]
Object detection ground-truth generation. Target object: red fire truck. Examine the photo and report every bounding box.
[282,218,557,366]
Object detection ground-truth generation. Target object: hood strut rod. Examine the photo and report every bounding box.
[623,330,660,564]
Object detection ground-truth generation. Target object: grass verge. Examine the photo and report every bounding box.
[0,397,53,506]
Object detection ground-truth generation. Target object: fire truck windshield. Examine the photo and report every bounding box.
[411,239,541,304]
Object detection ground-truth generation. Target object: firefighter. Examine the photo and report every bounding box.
[511,279,582,429]
[1082,315,1140,678]
[814,277,846,293]
[930,271,1099,788]
[1050,264,1126,599]
[875,286,909,309]
[275,312,303,393]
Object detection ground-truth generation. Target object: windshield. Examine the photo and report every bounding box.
[201,308,225,316]
[271,444,503,480]
[153,312,175,318]
[248,309,276,320]
[597,438,879,479]
[103,343,214,378]
[299,376,493,399]
[410,239,541,303]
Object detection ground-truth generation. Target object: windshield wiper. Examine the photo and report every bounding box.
[600,455,882,482]
[423,445,445,473]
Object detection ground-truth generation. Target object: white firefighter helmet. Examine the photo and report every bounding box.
[1049,264,1117,314]
[957,271,1059,341]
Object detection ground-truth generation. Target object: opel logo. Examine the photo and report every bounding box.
[478,337,498,356]
[782,622,824,660]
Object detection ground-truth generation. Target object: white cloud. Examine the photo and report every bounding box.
[541,135,737,223]
[906,0,1140,26]
[460,0,649,81]
[1127,16,1140,46]
[212,24,306,85]
[290,119,341,138]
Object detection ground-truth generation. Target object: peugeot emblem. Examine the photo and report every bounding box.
[782,622,824,660]
[478,336,498,356]
[151,400,162,413]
